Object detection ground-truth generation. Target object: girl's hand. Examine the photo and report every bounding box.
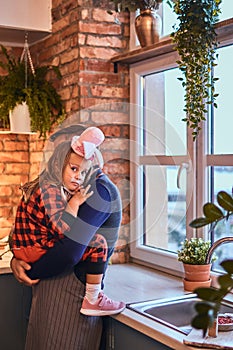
[73,184,94,206]
[66,185,93,216]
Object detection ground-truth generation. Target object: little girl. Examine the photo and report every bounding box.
[11,127,125,316]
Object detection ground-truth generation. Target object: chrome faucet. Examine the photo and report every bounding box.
[205,236,233,264]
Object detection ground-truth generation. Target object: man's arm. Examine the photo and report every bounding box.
[26,181,111,279]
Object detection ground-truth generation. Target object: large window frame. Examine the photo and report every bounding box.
[129,23,233,275]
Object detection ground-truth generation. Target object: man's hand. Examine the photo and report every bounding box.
[10,257,40,287]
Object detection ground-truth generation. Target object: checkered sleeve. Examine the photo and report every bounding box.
[39,184,72,243]
[11,184,71,254]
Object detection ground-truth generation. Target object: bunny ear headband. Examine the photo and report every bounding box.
[71,127,105,160]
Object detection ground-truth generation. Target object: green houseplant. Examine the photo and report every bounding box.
[169,0,222,139]
[0,45,64,138]
[177,237,216,291]
[189,190,233,335]
[109,0,163,12]
[178,238,213,265]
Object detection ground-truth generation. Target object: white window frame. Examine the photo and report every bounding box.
[129,30,233,275]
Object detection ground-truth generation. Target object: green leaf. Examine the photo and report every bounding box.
[220,260,233,274]
[203,203,224,221]
[191,312,214,334]
[194,301,215,314]
[218,274,233,289]
[189,217,211,228]
[195,287,220,302]
[217,191,233,211]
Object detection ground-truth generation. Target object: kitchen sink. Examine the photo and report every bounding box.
[127,293,233,335]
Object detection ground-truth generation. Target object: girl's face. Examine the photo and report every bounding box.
[63,152,91,192]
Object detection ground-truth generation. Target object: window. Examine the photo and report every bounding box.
[207,44,233,271]
[130,2,233,274]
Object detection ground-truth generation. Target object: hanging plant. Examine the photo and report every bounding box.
[169,0,222,140]
[0,45,65,138]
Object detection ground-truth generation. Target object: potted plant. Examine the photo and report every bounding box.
[0,45,64,138]
[169,0,222,139]
[110,0,163,12]
[188,190,233,336]
[177,237,216,291]
[108,1,164,47]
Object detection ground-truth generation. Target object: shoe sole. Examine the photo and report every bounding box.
[80,305,125,316]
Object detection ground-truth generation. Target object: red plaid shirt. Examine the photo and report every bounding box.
[11,183,70,262]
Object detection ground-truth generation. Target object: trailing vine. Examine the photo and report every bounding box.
[169,0,222,139]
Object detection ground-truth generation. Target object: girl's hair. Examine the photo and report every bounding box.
[21,136,104,202]
[21,141,76,202]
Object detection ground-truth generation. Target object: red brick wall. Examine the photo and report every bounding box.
[0,0,130,262]
[0,134,30,239]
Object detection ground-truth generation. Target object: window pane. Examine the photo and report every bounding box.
[143,165,186,253]
[143,68,186,156]
[162,2,178,37]
[209,166,233,272]
[219,0,233,21]
[162,0,232,37]
[213,45,233,154]
[211,166,233,194]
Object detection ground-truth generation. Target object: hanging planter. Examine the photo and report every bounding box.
[0,38,64,138]
[168,0,222,139]
[9,102,31,134]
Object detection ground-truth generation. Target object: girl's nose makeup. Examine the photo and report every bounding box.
[71,176,83,185]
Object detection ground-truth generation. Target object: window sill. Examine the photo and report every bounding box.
[111,18,233,65]
[0,131,36,135]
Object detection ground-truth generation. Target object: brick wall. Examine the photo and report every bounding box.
[0,0,130,262]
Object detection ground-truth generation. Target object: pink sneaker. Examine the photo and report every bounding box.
[80,292,126,316]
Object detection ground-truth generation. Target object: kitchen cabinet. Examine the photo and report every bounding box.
[0,271,178,350]
[0,0,51,46]
[0,273,31,350]
[102,318,173,350]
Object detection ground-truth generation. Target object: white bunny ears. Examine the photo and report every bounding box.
[71,127,105,160]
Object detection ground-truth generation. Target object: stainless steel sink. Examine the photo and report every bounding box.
[127,293,233,335]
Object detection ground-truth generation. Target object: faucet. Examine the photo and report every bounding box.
[205,236,233,264]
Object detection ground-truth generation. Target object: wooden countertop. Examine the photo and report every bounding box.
[104,263,233,350]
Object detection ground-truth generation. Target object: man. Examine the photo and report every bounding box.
[11,123,122,350]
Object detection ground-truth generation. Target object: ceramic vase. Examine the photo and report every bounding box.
[182,263,211,292]
[135,9,162,48]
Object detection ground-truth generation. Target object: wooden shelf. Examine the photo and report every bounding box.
[111,18,233,65]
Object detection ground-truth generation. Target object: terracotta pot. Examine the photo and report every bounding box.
[135,9,162,47]
[183,278,212,292]
[183,263,211,282]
